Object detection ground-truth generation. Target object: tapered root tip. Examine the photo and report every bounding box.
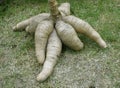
[99,41,107,48]
[36,73,47,82]
[38,61,44,65]
[101,43,107,48]
[80,43,84,49]
[75,42,84,51]
[37,57,45,65]
[12,26,17,31]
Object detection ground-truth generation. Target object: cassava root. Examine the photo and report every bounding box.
[37,30,62,82]
[56,20,84,50]
[35,20,53,64]
[13,0,107,82]
[62,15,107,48]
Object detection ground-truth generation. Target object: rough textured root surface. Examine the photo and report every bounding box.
[55,20,84,50]
[25,13,50,33]
[13,3,70,33]
[35,20,53,64]
[13,19,31,31]
[31,13,50,20]
[37,30,62,82]
[63,15,107,48]
[25,2,71,34]
[58,3,70,16]
[48,0,60,21]
[13,13,50,32]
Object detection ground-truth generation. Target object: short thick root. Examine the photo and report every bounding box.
[56,20,84,50]
[35,20,54,64]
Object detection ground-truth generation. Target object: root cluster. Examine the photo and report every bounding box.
[13,1,107,82]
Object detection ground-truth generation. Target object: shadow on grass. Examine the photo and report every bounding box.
[0,0,48,16]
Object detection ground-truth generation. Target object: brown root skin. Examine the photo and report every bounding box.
[37,30,62,82]
[62,15,107,48]
[55,20,84,50]
[35,20,54,64]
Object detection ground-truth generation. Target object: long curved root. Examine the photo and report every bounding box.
[63,15,107,48]
[37,30,62,82]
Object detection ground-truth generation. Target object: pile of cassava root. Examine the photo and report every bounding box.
[13,0,107,82]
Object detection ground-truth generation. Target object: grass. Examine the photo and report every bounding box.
[0,0,120,88]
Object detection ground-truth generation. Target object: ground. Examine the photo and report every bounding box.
[0,0,120,88]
